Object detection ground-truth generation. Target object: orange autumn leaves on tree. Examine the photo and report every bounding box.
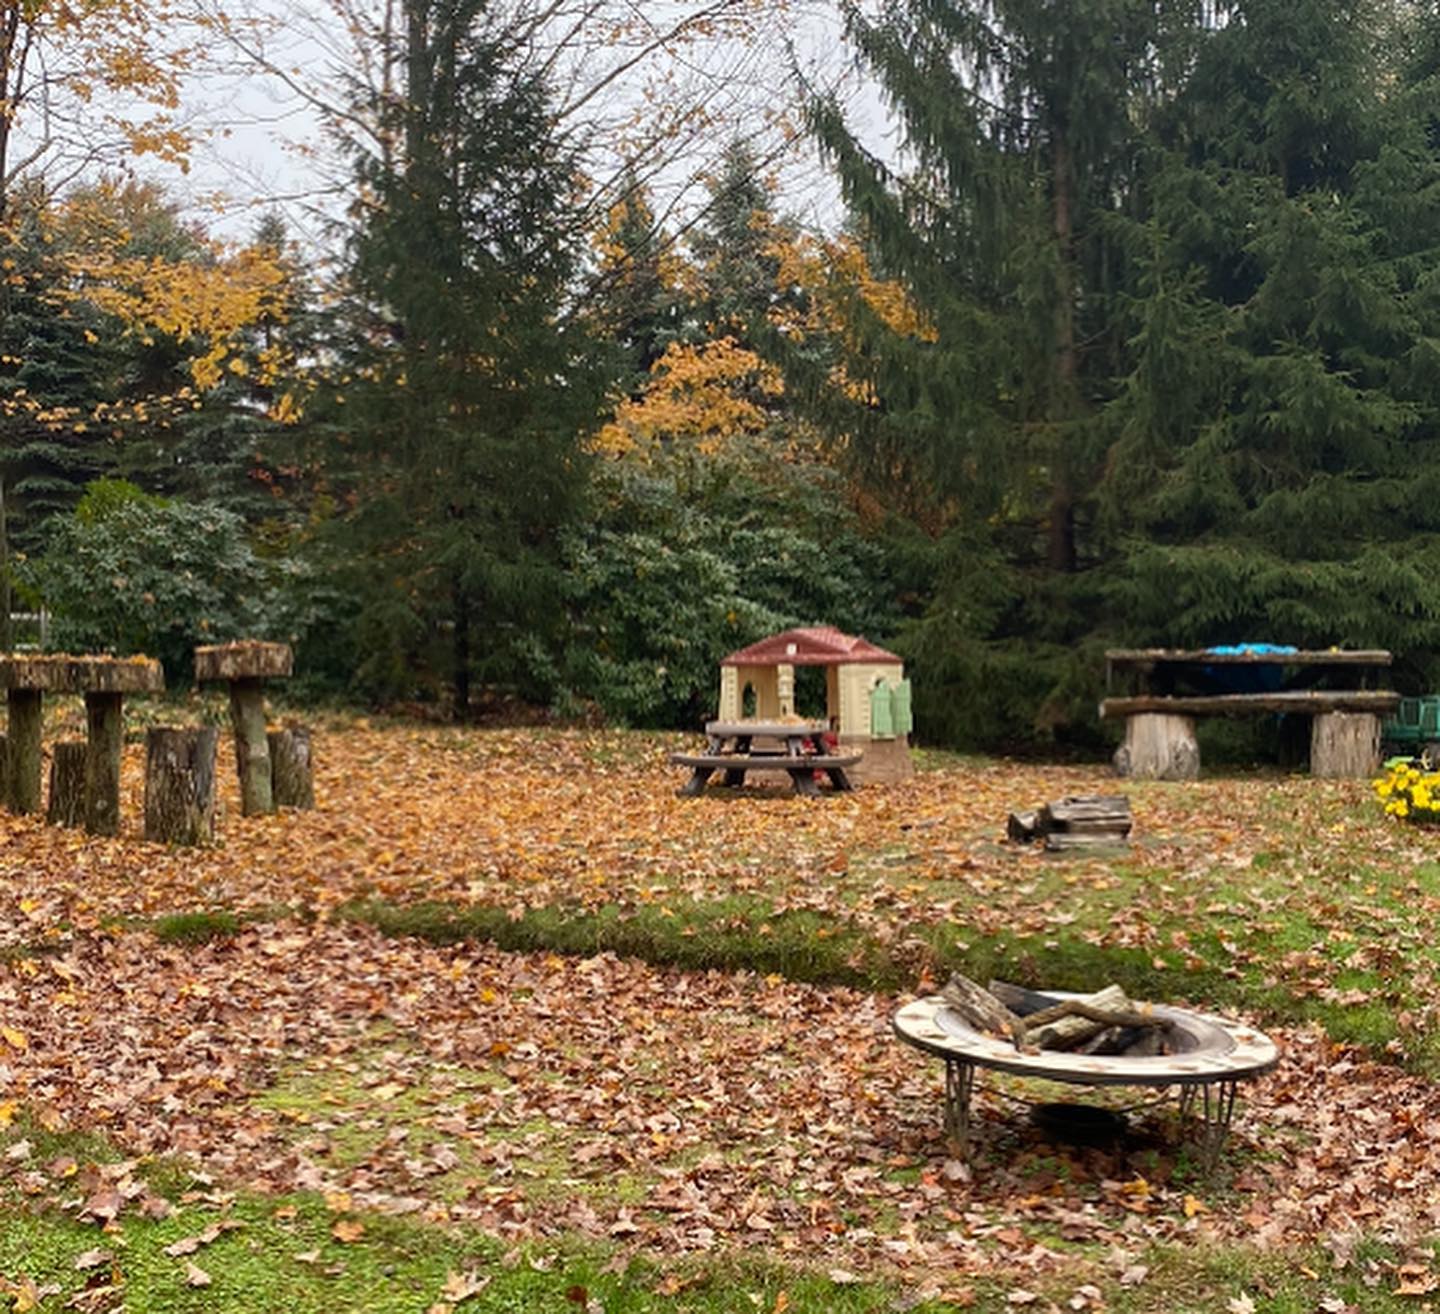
[594,230,932,456]
[0,0,222,206]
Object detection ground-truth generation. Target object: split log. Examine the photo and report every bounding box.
[46,740,85,828]
[6,688,42,813]
[144,727,218,846]
[1044,832,1131,852]
[1007,810,1040,843]
[268,724,314,809]
[1040,796,1132,836]
[988,981,1063,1017]
[940,972,1020,1038]
[229,678,274,816]
[1018,986,1173,1051]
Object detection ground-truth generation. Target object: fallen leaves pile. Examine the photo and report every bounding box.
[1,722,1439,1290]
[2,924,1439,1283]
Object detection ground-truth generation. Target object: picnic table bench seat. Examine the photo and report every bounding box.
[669,750,862,797]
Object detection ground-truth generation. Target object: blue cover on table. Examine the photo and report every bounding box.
[1202,643,1298,694]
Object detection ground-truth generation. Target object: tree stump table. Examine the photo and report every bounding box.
[194,641,294,817]
[0,654,164,833]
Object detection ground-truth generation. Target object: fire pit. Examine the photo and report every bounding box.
[893,991,1278,1168]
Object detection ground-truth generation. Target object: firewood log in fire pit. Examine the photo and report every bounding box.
[940,973,1172,1055]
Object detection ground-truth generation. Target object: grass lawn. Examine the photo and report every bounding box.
[1,719,1439,1310]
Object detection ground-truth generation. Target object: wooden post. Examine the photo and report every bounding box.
[268,724,314,809]
[46,740,85,827]
[229,677,274,816]
[6,687,42,813]
[1311,711,1381,779]
[1113,712,1199,781]
[84,691,124,836]
[144,727,218,845]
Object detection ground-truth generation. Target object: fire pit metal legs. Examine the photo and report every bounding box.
[1179,1077,1239,1170]
[943,1058,976,1155]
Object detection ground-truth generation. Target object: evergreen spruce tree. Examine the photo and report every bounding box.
[331,0,607,713]
[802,0,1440,744]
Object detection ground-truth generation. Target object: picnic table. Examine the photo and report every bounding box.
[1102,647,1399,779]
[670,719,862,797]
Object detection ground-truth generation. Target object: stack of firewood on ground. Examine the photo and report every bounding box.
[942,973,1175,1057]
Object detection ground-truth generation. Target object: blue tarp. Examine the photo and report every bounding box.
[1202,643,1299,693]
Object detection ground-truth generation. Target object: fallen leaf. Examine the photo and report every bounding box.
[331,1218,365,1244]
[184,1261,212,1288]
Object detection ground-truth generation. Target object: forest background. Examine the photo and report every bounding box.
[4,0,1440,755]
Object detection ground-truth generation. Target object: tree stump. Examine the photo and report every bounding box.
[1113,712,1199,780]
[47,740,86,828]
[6,687,42,813]
[1311,711,1381,779]
[84,691,124,836]
[268,724,314,809]
[144,727,219,846]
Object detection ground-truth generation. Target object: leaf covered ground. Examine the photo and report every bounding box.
[2,721,1440,1310]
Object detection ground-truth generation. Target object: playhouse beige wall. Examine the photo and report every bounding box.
[718,665,787,720]
[836,662,906,736]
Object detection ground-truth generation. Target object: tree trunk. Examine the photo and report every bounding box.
[1048,128,1079,575]
[84,691,124,836]
[268,724,315,809]
[1311,711,1380,779]
[0,472,11,654]
[452,577,471,721]
[144,727,218,846]
[228,677,274,816]
[46,739,85,828]
[1113,712,1199,780]
[6,687,41,813]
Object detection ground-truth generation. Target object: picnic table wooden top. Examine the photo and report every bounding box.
[0,654,164,694]
[704,719,829,739]
[1106,648,1391,668]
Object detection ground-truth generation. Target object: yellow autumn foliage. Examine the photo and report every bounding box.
[595,337,783,455]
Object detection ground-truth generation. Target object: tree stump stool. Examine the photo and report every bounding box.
[47,740,86,828]
[145,727,219,846]
[194,641,294,817]
[268,723,314,809]
[0,654,164,832]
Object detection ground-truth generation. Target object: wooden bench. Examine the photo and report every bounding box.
[670,751,862,797]
[1101,682,1399,780]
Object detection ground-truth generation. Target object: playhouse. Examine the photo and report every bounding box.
[716,626,914,782]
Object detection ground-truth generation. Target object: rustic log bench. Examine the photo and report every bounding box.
[0,654,164,833]
[1102,648,1398,779]
[671,750,862,797]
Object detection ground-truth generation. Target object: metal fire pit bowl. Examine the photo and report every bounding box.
[893,993,1278,1170]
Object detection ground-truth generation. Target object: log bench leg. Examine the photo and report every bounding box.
[229,676,275,816]
[677,767,715,798]
[1311,711,1380,779]
[826,766,855,792]
[722,767,746,787]
[84,691,124,837]
[6,688,42,814]
[1113,712,1199,781]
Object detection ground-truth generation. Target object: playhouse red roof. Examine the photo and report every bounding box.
[720,626,901,667]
